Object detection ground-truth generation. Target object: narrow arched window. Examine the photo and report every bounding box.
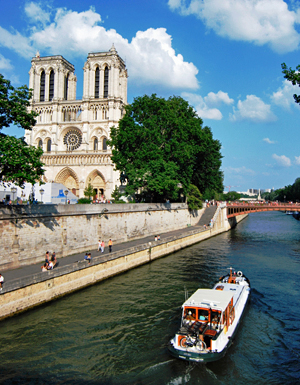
[95,67,100,98]
[64,73,69,100]
[47,139,51,152]
[40,71,45,102]
[104,66,109,98]
[103,137,107,150]
[94,138,98,151]
[38,139,43,149]
[49,70,54,101]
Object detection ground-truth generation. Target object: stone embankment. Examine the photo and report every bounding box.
[0,203,247,320]
[0,202,200,271]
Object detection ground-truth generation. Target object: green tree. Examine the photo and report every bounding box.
[111,186,125,203]
[281,63,300,105]
[84,183,94,200]
[0,74,44,186]
[187,184,203,210]
[0,134,44,186]
[223,191,241,201]
[108,94,223,202]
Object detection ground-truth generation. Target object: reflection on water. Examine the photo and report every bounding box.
[0,212,300,384]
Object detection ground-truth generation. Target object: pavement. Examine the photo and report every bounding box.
[1,218,211,284]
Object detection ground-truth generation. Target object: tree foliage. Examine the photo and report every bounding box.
[281,63,300,105]
[0,74,44,187]
[187,184,203,210]
[84,183,94,200]
[0,134,44,186]
[108,94,223,202]
[263,178,300,202]
[111,186,125,203]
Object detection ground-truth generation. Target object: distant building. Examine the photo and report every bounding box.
[25,45,128,200]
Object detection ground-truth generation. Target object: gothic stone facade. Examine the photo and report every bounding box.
[25,45,128,200]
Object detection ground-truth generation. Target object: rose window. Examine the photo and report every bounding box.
[63,130,82,151]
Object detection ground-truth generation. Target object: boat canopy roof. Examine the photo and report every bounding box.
[183,289,233,312]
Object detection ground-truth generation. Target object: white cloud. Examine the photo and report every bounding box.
[272,154,291,167]
[168,0,300,53]
[295,156,300,165]
[230,95,277,122]
[204,91,234,107]
[271,79,300,109]
[0,27,35,58]
[182,90,234,120]
[182,92,222,119]
[0,54,13,71]
[225,166,255,175]
[26,6,198,89]
[263,138,275,144]
[24,2,51,25]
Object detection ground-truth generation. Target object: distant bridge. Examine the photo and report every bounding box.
[227,203,299,218]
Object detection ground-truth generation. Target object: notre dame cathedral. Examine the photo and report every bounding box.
[25,45,128,200]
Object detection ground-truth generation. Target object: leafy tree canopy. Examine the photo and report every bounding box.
[0,74,44,187]
[263,177,300,202]
[281,63,300,105]
[108,94,223,202]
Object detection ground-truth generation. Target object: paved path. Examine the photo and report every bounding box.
[2,219,210,283]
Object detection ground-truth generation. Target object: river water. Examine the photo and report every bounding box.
[0,211,300,385]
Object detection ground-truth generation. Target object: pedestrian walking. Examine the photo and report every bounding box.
[101,240,105,253]
[108,239,112,253]
[97,239,101,252]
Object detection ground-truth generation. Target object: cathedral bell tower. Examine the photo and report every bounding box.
[25,46,128,201]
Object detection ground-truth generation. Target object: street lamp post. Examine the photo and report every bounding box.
[11,187,17,204]
[64,189,69,204]
[39,188,45,203]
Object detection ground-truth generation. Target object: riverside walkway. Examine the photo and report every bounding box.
[2,207,217,287]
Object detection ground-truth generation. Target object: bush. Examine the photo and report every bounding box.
[77,198,92,204]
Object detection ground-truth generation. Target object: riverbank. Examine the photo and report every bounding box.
[0,205,248,320]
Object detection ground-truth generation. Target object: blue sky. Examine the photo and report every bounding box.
[1,0,300,192]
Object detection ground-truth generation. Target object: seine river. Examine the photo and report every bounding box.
[0,211,299,385]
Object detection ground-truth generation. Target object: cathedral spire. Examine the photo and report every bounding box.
[110,43,117,53]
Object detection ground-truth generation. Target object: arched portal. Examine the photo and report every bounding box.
[86,170,106,200]
[55,167,79,196]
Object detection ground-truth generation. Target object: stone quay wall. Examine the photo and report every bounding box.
[0,203,202,271]
[0,206,248,321]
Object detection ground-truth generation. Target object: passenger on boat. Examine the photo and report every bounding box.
[186,311,196,320]
[198,309,209,321]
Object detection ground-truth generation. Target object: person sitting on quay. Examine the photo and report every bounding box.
[84,252,92,264]
[0,273,4,291]
[51,252,57,268]
[48,260,54,270]
[41,263,48,272]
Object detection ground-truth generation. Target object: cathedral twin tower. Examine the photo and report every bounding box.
[25,45,128,200]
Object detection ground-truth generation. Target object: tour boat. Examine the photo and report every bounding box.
[168,268,250,363]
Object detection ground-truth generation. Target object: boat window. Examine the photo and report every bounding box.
[184,308,196,320]
[211,310,221,324]
[216,285,224,291]
[198,309,209,321]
